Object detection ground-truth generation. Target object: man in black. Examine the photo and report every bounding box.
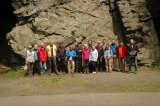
[128,39,139,74]
[57,43,66,74]
[75,42,83,73]
[96,41,104,72]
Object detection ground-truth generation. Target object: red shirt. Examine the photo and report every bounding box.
[117,45,127,59]
[38,47,48,62]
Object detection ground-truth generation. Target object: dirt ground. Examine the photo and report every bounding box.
[0,67,160,96]
[0,93,160,106]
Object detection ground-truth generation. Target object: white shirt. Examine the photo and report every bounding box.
[89,49,98,61]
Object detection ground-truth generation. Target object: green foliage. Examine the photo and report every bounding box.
[151,60,160,70]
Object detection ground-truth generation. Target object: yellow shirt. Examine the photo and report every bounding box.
[47,44,57,57]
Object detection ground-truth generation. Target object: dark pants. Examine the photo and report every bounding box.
[27,62,34,76]
[33,60,39,75]
[48,57,59,74]
[58,58,66,73]
[76,57,83,72]
[97,57,103,72]
[83,60,89,73]
[90,61,96,72]
[129,56,138,72]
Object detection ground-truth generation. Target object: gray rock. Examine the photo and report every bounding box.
[7,0,160,65]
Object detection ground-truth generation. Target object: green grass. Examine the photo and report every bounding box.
[0,70,25,80]
[119,82,160,92]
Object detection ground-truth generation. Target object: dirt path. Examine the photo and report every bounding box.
[0,67,160,96]
[0,93,160,106]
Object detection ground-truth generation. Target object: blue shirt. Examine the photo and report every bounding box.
[66,50,77,60]
[110,44,117,55]
[34,50,39,61]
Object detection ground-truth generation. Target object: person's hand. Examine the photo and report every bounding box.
[65,58,67,62]
[25,61,28,65]
[82,60,84,66]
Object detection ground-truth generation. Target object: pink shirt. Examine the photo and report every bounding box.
[82,48,90,60]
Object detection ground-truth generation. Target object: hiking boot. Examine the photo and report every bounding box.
[134,71,137,74]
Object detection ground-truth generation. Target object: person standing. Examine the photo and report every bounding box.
[66,46,77,74]
[104,44,113,73]
[89,46,98,73]
[82,44,90,74]
[128,39,139,74]
[96,41,104,72]
[38,43,48,75]
[47,40,59,75]
[57,43,66,74]
[117,42,127,72]
[25,45,35,76]
[75,42,83,73]
[33,44,39,75]
[102,39,108,71]
[88,40,93,72]
[110,39,118,71]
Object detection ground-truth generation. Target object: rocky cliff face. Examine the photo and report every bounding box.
[6,0,160,65]
[110,0,160,65]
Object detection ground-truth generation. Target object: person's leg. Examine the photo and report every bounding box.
[77,57,82,73]
[48,57,52,74]
[102,57,106,71]
[27,62,31,76]
[86,60,89,73]
[33,61,39,75]
[97,57,101,72]
[112,56,115,70]
[71,60,75,74]
[39,61,43,74]
[113,56,118,71]
[119,58,123,72]
[105,58,108,72]
[53,57,59,74]
[118,58,121,72]
[93,61,97,72]
[108,59,113,72]
[43,62,47,73]
[74,57,78,72]
[128,57,132,73]
[83,60,87,73]
[122,58,126,72]
[35,61,39,74]
[30,62,34,76]
[90,61,93,73]
[68,61,71,74]
[59,59,65,73]
[134,56,138,72]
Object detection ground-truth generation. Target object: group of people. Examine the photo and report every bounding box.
[25,38,139,76]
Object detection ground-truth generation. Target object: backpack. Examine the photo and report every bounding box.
[27,51,34,62]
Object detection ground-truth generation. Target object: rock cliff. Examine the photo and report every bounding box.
[5,0,160,65]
